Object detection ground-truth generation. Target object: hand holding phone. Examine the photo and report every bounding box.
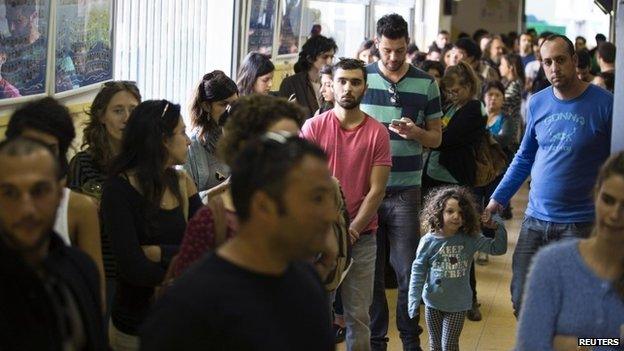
[391,118,407,127]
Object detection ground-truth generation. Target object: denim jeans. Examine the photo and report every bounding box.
[511,215,593,316]
[341,232,377,351]
[370,188,423,351]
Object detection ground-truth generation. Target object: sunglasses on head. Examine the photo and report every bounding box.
[388,83,401,107]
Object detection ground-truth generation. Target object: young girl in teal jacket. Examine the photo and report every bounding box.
[408,186,507,350]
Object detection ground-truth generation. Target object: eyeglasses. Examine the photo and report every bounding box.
[161,102,170,119]
[388,83,401,107]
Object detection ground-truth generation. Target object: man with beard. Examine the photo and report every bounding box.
[486,34,613,317]
[141,136,335,351]
[0,137,106,350]
[483,35,506,70]
[360,13,442,351]
[302,58,392,351]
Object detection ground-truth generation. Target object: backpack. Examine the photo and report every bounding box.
[323,178,353,292]
[473,131,508,187]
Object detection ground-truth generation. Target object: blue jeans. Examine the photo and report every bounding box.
[511,215,593,316]
[370,188,423,351]
[341,232,377,351]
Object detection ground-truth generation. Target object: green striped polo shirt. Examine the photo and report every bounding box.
[360,62,443,190]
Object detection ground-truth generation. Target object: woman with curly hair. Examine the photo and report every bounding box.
[408,185,507,351]
[68,81,141,197]
[67,81,141,323]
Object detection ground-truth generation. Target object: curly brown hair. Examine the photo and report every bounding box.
[217,95,305,166]
[421,185,481,236]
[81,81,141,169]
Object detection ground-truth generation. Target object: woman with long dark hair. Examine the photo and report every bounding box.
[356,40,375,64]
[185,71,238,198]
[101,100,200,349]
[171,95,304,277]
[236,52,275,96]
[315,64,334,115]
[279,35,337,119]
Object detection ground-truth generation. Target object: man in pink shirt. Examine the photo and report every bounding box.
[302,58,391,351]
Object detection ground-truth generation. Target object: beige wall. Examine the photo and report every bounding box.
[0,90,98,159]
[448,0,522,39]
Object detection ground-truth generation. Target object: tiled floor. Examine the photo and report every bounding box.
[338,184,528,351]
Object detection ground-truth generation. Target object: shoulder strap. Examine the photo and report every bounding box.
[177,169,189,222]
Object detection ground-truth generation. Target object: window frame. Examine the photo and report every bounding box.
[0,0,53,107]
[274,0,304,60]
[0,0,115,107]
[53,0,116,99]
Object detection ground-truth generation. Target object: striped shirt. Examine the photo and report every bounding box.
[361,63,443,190]
[68,151,116,280]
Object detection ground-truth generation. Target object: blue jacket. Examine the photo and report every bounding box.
[408,216,507,316]
[183,132,229,195]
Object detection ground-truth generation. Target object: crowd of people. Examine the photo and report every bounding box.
[0,11,621,351]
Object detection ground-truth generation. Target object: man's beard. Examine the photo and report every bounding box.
[0,219,53,255]
[382,58,404,72]
[336,94,364,110]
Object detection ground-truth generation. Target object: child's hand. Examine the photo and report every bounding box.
[481,211,498,229]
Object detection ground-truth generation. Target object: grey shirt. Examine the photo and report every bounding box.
[183,131,229,194]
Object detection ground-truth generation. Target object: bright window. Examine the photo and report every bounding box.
[373,1,413,36]
[114,0,234,110]
[525,0,610,47]
[303,1,367,59]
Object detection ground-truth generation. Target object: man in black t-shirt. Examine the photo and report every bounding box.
[0,137,106,350]
[140,134,335,351]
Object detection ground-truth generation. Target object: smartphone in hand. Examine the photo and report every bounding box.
[391,119,407,128]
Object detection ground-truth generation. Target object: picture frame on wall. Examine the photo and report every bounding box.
[0,0,51,101]
[277,0,302,56]
[247,0,277,56]
[54,0,113,95]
